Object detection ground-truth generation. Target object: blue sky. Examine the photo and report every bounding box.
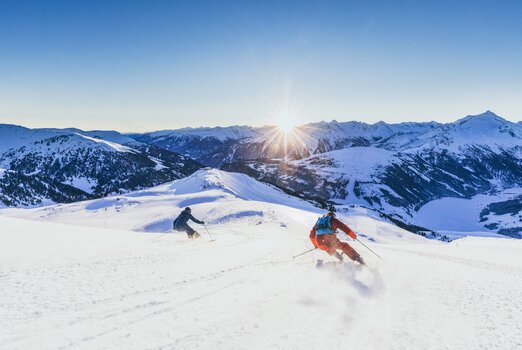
[1,0,521,131]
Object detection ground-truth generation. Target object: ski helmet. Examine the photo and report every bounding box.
[185,207,191,212]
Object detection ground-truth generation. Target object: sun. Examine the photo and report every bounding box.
[277,119,298,133]
[273,108,300,134]
[263,113,309,159]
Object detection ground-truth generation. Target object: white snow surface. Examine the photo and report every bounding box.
[74,133,135,153]
[67,129,136,145]
[413,188,522,237]
[1,169,521,349]
[296,147,396,180]
[67,176,97,194]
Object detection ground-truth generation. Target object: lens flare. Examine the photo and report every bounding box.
[277,119,297,133]
[266,86,311,159]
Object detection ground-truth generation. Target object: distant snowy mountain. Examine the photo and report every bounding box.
[130,126,264,166]
[131,111,521,162]
[131,111,522,237]
[0,124,202,207]
[131,121,441,165]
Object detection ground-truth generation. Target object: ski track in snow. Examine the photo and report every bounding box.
[2,221,521,350]
[1,169,521,349]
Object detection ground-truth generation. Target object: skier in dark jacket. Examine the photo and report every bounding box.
[173,207,205,239]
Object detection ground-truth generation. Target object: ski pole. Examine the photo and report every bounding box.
[204,225,215,242]
[356,238,383,260]
[153,232,170,241]
[292,247,317,259]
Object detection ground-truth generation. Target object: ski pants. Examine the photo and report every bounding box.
[174,224,196,236]
[316,234,360,261]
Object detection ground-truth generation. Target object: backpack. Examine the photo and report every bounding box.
[315,215,334,236]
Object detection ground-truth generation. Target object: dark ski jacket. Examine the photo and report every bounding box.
[173,209,203,229]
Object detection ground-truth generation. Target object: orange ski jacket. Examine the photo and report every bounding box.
[309,217,357,248]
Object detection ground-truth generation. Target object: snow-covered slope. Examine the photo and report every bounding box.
[1,169,521,349]
[412,188,522,239]
[0,124,202,207]
[0,169,320,232]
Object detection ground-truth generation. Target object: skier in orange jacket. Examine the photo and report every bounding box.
[310,211,365,265]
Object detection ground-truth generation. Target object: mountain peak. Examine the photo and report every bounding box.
[455,110,509,128]
[480,110,499,117]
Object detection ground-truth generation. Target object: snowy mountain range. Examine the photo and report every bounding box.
[132,111,521,162]
[1,111,520,238]
[131,111,522,238]
[0,125,201,207]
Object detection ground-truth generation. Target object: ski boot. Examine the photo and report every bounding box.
[355,255,366,266]
[187,231,201,239]
[334,251,344,263]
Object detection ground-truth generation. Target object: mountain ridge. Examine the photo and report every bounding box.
[129,111,522,237]
[1,111,520,237]
[130,111,522,163]
[0,125,202,207]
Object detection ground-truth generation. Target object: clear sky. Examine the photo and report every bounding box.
[1,0,521,132]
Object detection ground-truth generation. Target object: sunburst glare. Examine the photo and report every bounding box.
[264,115,310,160]
[277,119,298,133]
[265,85,313,159]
